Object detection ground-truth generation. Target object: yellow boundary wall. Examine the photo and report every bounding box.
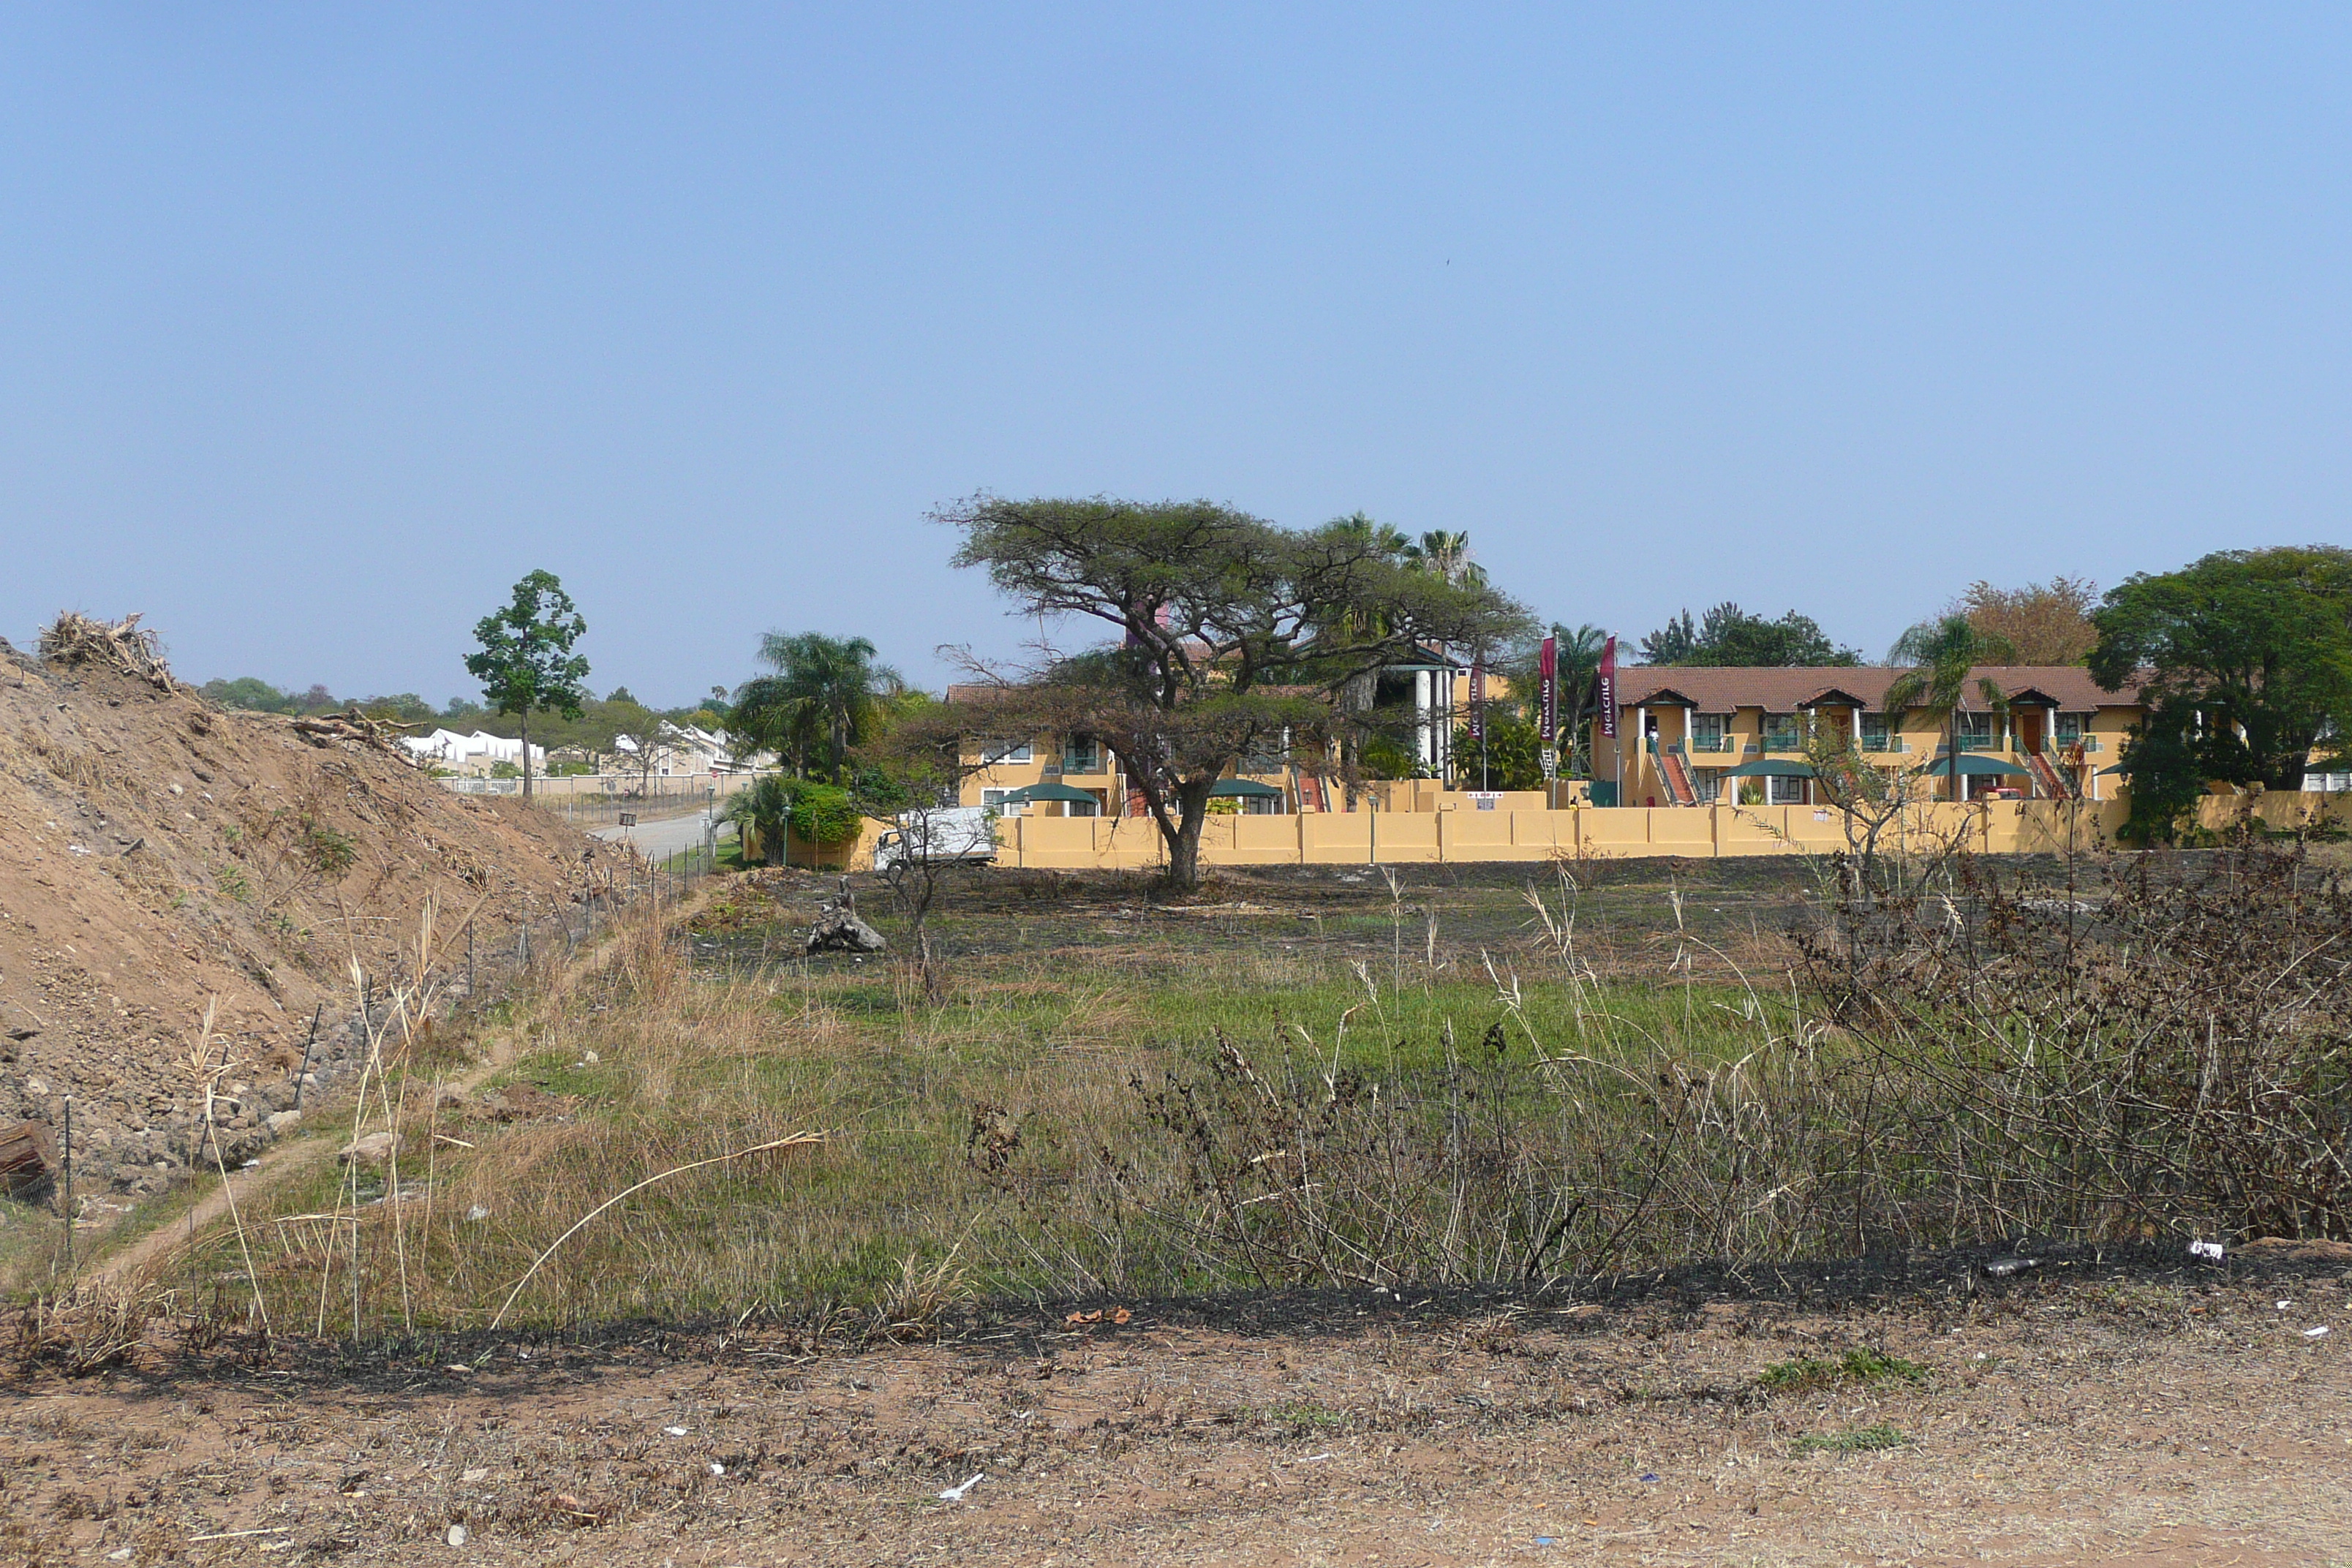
[992,797,2204,870]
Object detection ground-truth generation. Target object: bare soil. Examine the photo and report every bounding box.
[0,636,610,1207]
[6,1243,2348,1567]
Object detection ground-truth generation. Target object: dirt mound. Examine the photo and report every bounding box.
[0,622,619,1207]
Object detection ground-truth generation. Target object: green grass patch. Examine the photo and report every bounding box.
[1756,1346,1927,1392]
[1791,1423,1910,1455]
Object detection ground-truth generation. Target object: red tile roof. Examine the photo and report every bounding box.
[1609,666,2142,714]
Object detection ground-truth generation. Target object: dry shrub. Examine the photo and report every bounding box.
[1803,837,2352,1244]
[10,1284,162,1374]
[1107,840,2352,1291]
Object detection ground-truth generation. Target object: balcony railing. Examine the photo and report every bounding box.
[1686,734,1738,753]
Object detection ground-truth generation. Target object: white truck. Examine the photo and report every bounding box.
[872,805,1000,872]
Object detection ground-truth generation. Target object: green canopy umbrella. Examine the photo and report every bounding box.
[2096,763,2130,777]
[1717,758,1815,778]
[1003,782,1101,804]
[1207,777,1285,798]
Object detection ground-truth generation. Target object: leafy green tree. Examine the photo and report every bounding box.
[201,676,301,713]
[2089,546,2352,838]
[1640,603,1861,666]
[1451,715,1546,790]
[731,632,902,782]
[1885,616,2018,802]
[463,570,590,799]
[935,494,1530,890]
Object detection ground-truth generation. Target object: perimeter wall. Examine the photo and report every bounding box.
[991,791,2351,870]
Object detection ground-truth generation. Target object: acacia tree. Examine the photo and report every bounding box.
[938,496,1530,891]
[2090,546,2352,839]
[463,570,589,799]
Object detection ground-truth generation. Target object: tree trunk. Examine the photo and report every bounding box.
[521,710,533,799]
[1161,779,1213,892]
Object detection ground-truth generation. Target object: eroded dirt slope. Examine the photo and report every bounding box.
[0,632,611,1205]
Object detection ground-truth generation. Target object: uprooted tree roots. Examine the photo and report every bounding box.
[37,611,182,692]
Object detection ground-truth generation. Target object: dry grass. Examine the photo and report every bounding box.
[88,840,2351,1346]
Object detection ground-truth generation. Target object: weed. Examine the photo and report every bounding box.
[1756,1346,1927,1392]
[1791,1423,1910,1455]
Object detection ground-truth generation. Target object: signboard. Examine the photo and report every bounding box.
[1538,634,1557,745]
[1597,635,1619,739]
[1467,665,1486,744]
[1470,792,1501,811]
[1541,747,1558,780]
[617,812,637,827]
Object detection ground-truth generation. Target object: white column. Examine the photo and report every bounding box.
[1414,671,1433,771]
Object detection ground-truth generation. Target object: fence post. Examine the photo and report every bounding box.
[59,1098,72,1273]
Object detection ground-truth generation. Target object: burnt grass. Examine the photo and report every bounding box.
[34,1235,2348,1401]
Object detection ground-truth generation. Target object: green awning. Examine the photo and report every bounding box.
[1716,758,1816,779]
[2097,763,2130,777]
[1004,782,1100,804]
[1922,755,2032,777]
[1208,777,1285,798]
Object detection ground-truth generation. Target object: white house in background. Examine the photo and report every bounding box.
[611,722,745,777]
[399,729,546,774]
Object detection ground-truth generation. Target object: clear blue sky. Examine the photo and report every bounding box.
[6,6,2349,704]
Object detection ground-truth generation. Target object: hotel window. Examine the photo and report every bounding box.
[1767,773,1808,805]
[1763,714,1799,751]
[980,738,1033,766]
[981,788,1022,812]
[1860,712,1891,750]
[1955,712,1994,747]
[1063,738,1102,774]
[2055,712,2089,743]
[1691,714,1726,750]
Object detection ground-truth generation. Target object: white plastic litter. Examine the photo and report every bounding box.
[2278,1300,2294,1311]
[465,1205,491,1222]
[445,1524,467,1547]
[710,1463,725,1476]
[663,1425,689,1436]
[2306,1326,2331,1339]
[938,1472,985,1502]
[2188,1240,2225,1261]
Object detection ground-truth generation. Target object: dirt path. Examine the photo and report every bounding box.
[7,1254,2348,1566]
[78,889,709,1291]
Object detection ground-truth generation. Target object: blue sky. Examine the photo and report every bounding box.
[5,5,2348,704]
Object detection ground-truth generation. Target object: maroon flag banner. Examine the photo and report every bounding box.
[1539,635,1557,745]
[1597,635,1618,739]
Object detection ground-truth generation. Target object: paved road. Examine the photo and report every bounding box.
[592,810,733,861]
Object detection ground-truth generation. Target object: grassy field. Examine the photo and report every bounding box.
[128,839,2351,1339]
[146,858,1839,1335]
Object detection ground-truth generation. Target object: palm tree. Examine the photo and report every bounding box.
[1401,530,1487,588]
[732,632,902,783]
[1548,623,1608,775]
[1885,617,2017,802]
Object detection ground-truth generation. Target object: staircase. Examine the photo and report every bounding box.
[1652,740,1700,807]
[1295,771,1331,812]
[2024,750,2076,800]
